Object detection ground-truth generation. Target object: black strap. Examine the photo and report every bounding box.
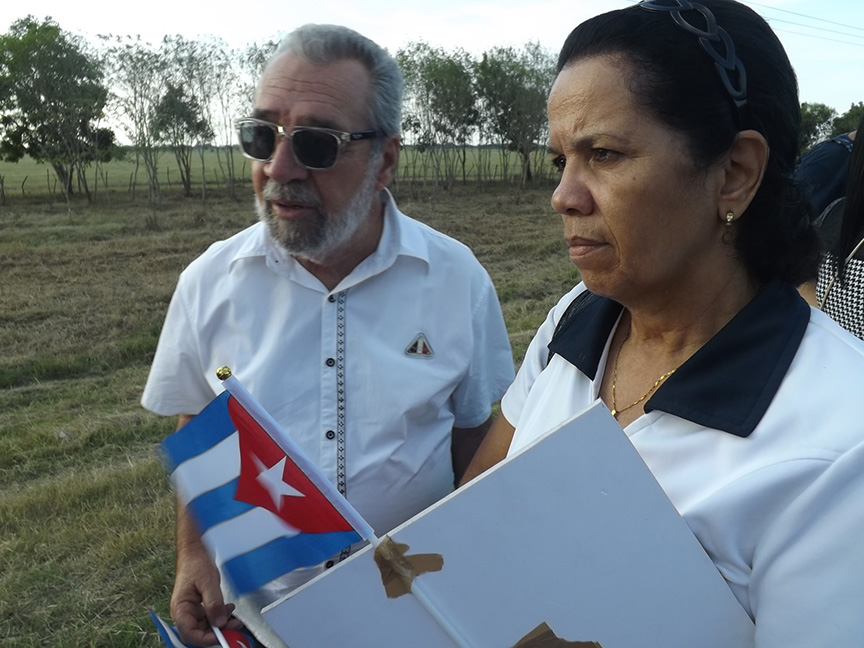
[546,290,602,365]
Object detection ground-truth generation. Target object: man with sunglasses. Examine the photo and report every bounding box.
[141,24,514,647]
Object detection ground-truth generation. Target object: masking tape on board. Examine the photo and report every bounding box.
[373,535,444,599]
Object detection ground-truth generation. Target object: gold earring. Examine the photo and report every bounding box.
[725,211,735,226]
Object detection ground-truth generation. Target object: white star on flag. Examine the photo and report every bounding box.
[253,454,304,507]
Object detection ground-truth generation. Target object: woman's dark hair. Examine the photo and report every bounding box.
[556,0,820,285]
[832,114,864,280]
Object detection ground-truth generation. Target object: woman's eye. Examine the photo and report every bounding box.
[593,148,612,162]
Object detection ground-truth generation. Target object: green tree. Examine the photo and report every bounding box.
[237,38,281,116]
[799,102,837,154]
[207,39,246,201]
[474,43,555,186]
[104,36,167,206]
[398,43,479,190]
[0,16,113,201]
[832,102,864,136]
[161,35,221,201]
[152,83,214,197]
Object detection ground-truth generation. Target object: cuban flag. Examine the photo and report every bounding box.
[159,373,375,596]
[149,611,261,648]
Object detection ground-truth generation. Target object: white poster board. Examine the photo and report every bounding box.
[262,402,754,647]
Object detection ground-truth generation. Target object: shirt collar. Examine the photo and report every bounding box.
[546,281,810,437]
[353,189,430,278]
[228,189,430,285]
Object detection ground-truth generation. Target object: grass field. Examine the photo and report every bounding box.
[0,145,556,203]
[0,178,579,646]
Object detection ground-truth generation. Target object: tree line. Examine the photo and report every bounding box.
[0,16,860,206]
[0,16,558,204]
[0,17,276,205]
[800,102,864,152]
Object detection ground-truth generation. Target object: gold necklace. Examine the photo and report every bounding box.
[610,334,678,419]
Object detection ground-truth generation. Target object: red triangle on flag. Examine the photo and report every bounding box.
[229,397,353,534]
[220,629,255,647]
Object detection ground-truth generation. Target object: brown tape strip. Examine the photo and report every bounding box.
[373,535,444,599]
[512,621,602,648]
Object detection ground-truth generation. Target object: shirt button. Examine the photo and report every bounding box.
[325,560,335,568]
[325,430,336,440]
[328,295,336,303]
[325,357,335,367]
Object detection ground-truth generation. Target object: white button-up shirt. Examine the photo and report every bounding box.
[505,281,864,648]
[142,191,514,645]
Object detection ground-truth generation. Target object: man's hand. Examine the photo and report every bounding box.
[170,526,244,645]
[171,412,245,648]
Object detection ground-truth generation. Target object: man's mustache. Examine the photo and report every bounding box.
[261,181,323,210]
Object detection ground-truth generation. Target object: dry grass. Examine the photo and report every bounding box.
[0,181,579,647]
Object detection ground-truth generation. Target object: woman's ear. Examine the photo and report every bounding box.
[719,130,769,218]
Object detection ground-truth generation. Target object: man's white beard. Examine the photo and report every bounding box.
[256,163,379,263]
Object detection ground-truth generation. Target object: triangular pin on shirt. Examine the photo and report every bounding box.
[405,333,434,358]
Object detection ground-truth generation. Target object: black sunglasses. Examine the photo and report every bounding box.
[235,118,379,170]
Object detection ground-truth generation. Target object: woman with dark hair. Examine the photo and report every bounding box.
[795,127,855,220]
[462,1,864,645]
[799,116,864,338]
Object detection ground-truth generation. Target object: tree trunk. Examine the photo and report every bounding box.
[174,147,192,198]
[519,148,533,188]
[75,163,93,202]
[52,163,73,197]
[199,147,207,202]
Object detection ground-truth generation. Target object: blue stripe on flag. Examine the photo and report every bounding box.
[223,530,361,595]
[161,392,236,472]
[149,610,187,647]
[187,479,254,532]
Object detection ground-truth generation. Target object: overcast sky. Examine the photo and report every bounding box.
[2,0,862,114]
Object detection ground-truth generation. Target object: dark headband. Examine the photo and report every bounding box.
[639,0,748,122]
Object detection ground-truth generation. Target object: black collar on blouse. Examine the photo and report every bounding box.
[546,281,810,437]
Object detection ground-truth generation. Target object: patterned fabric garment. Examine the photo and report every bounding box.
[817,254,864,340]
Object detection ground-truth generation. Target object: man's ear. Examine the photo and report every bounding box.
[375,135,401,190]
[719,129,769,219]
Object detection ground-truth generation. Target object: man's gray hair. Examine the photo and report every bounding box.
[273,24,402,138]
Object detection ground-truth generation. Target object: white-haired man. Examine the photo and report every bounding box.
[141,23,514,647]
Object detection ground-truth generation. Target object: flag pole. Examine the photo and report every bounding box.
[216,367,472,648]
[211,626,231,648]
